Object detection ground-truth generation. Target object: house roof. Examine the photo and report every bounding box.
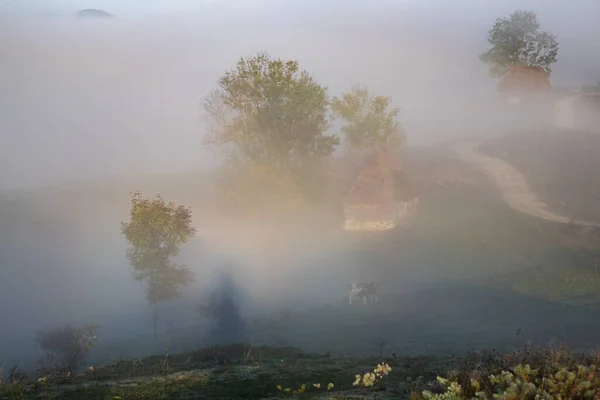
[498,66,551,94]
[342,150,416,205]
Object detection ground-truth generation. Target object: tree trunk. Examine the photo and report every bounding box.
[153,303,158,343]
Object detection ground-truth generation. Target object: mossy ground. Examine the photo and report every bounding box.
[0,344,450,399]
[5,343,600,399]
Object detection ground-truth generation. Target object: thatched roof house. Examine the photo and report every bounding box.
[497,66,555,133]
[340,150,418,232]
[343,151,415,204]
[498,66,551,95]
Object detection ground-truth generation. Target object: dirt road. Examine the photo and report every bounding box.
[452,141,600,228]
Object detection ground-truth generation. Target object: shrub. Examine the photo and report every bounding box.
[0,364,27,399]
[417,345,600,399]
[36,323,99,376]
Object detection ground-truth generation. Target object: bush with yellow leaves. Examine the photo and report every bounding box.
[276,382,335,395]
[411,343,600,400]
[420,363,600,399]
[275,363,391,396]
[353,363,393,388]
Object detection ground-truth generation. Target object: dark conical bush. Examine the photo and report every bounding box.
[199,267,246,345]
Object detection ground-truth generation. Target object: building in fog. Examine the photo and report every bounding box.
[340,150,418,232]
[498,66,552,104]
[497,66,555,131]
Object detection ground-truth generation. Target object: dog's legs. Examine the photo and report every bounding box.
[363,296,367,305]
[349,294,353,305]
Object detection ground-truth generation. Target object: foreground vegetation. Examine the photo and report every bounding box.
[2,342,600,399]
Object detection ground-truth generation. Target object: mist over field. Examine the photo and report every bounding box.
[2,0,599,190]
[1,0,600,379]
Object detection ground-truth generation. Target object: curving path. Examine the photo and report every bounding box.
[452,141,600,228]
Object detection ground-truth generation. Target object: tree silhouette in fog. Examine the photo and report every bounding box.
[198,268,246,344]
[36,324,98,375]
[121,191,196,343]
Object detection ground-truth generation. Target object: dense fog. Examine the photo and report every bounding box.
[1,0,600,373]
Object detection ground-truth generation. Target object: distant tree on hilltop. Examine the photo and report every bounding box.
[480,10,559,77]
[75,9,115,19]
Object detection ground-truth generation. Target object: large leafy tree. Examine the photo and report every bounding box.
[331,85,405,153]
[202,52,339,207]
[121,191,196,342]
[480,10,559,77]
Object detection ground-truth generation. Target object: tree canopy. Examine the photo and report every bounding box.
[331,85,404,153]
[480,10,559,77]
[203,51,339,171]
[203,52,340,211]
[121,191,196,341]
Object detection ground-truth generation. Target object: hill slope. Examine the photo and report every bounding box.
[479,130,600,223]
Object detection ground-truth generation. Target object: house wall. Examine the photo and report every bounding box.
[342,199,418,232]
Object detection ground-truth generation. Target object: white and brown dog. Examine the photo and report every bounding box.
[348,281,378,305]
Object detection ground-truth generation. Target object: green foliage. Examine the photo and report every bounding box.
[0,364,27,399]
[479,10,559,77]
[423,364,600,399]
[121,191,195,305]
[332,85,405,153]
[203,52,339,213]
[203,51,339,170]
[0,381,26,400]
[16,344,385,399]
[13,343,600,400]
[421,377,465,400]
[36,324,99,375]
[121,191,196,340]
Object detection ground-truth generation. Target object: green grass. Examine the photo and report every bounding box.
[0,344,449,400]
[4,343,600,399]
[488,263,600,307]
[479,130,600,224]
[404,144,600,307]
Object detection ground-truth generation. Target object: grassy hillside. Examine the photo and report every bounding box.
[0,344,442,399]
[4,143,600,392]
[479,130,600,223]
[3,343,600,399]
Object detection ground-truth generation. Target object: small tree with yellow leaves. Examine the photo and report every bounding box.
[121,191,196,343]
[332,85,405,154]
